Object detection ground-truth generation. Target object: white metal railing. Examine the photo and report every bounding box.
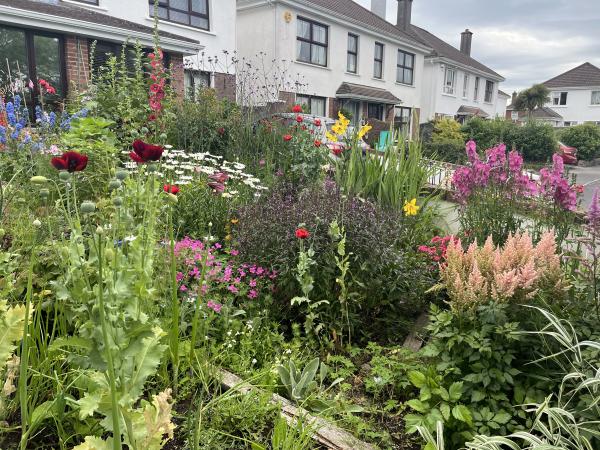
[425,159,459,190]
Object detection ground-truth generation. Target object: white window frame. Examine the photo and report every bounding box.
[443,66,456,95]
[462,73,469,99]
[591,91,600,105]
[474,76,480,102]
[553,92,568,106]
[484,80,494,103]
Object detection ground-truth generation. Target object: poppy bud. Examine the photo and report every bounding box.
[147,164,157,173]
[113,197,123,207]
[33,219,42,228]
[165,193,178,204]
[31,176,48,185]
[59,171,71,181]
[109,179,122,190]
[40,189,50,199]
[115,170,128,180]
[81,201,96,214]
[95,226,104,235]
[104,248,114,261]
[60,247,69,259]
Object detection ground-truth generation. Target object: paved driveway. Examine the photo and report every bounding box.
[569,165,600,208]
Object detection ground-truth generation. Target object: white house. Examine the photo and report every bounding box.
[62,0,237,100]
[237,0,432,135]
[496,90,510,118]
[542,62,600,127]
[236,0,505,135]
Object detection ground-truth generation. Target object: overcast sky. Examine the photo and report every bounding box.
[354,0,600,94]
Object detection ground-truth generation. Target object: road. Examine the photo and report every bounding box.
[569,165,600,208]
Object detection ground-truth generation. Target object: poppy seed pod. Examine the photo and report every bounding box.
[81,201,96,214]
[115,170,128,181]
[109,179,122,190]
[59,171,71,181]
[113,196,123,207]
[95,226,104,235]
[31,176,48,185]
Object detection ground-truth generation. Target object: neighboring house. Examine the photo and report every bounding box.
[506,92,563,127]
[74,0,238,101]
[237,0,431,136]
[236,0,505,136]
[541,62,600,127]
[496,89,510,118]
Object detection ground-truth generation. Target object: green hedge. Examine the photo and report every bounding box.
[560,123,600,160]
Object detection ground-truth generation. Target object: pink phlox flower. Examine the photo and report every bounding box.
[248,289,258,299]
[228,285,239,294]
[249,279,257,287]
[176,271,184,282]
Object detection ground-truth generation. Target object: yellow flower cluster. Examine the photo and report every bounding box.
[326,112,351,142]
[357,124,372,140]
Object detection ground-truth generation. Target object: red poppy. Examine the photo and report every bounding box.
[164,184,180,195]
[209,172,229,183]
[292,105,303,113]
[129,139,164,163]
[51,151,88,172]
[314,119,321,127]
[332,148,343,157]
[283,134,293,142]
[295,227,310,239]
[314,140,322,148]
[296,115,303,123]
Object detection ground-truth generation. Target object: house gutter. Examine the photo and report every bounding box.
[0,5,204,55]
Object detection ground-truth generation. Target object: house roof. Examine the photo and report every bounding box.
[532,107,563,119]
[0,0,201,53]
[409,25,503,80]
[336,82,401,104]
[498,89,510,97]
[543,62,600,88]
[456,105,489,118]
[298,0,502,79]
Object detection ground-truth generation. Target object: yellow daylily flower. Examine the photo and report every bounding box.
[358,124,372,139]
[403,198,420,216]
[230,218,239,225]
[326,131,338,142]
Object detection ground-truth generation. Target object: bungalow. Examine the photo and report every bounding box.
[0,0,228,102]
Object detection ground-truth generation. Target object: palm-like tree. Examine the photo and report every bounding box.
[514,84,551,118]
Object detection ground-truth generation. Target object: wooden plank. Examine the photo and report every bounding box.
[403,312,429,351]
[220,369,376,450]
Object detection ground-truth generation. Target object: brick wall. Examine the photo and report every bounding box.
[214,73,236,102]
[169,53,185,99]
[64,35,90,92]
[279,90,296,110]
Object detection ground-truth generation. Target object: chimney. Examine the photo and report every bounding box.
[371,0,387,19]
[460,29,473,56]
[512,91,518,105]
[396,0,413,31]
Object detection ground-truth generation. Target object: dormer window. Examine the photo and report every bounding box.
[553,92,568,106]
[149,0,209,31]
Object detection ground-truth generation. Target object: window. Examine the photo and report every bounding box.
[443,66,456,94]
[474,76,480,101]
[553,92,568,106]
[149,0,209,31]
[296,17,328,67]
[374,42,384,79]
[91,41,138,75]
[592,91,600,105]
[396,50,414,85]
[71,0,99,4]
[296,94,326,116]
[394,106,411,135]
[0,25,64,102]
[367,103,384,120]
[184,69,210,101]
[484,80,494,103]
[341,100,360,125]
[347,33,358,74]
[462,74,469,98]
[564,121,577,127]
[511,111,519,121]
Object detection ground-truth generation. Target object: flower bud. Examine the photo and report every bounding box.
[147,164,158,173]
[59,247,69,259]
[115,170,128,181]
[30,176,48,185]
[165,193,178,204]
[59,171,71,181]
[109,179,122,190]
[33,219,42,228]
[40,188,50,199]
[96,226,104,235]
[104,248,114,261]
[113,196,123,207]
[81,201,96,214]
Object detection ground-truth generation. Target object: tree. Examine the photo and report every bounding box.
[514,84,551,117]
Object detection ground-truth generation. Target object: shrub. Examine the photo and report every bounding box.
[425,118,466,163]
[439,232,565,313]
[560,123,600,160]
[235,181,437,342]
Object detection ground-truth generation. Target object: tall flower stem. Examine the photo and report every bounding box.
[168,207,180,395]
[94,233,123,450]
[189,244,210,369]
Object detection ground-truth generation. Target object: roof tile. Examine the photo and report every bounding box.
[543,62,600,88]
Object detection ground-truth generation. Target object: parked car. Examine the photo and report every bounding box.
[266,113,371,153]
[557,142,578,165]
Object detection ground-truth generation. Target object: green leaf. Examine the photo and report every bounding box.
[77,391,103,419]
[448,382,463,402]
[493,411,512,425]
[0,300,29,369]
[408,371,427,389]
[471,390,486,403]
[29,401,55,432]
[72,436,113,450]
[452,405,473,426]
[407,399,428,413]
[440,402,451,421]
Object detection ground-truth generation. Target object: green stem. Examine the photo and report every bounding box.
[189,245,210,368]
[96,234,123,450]
[168,208,180,395]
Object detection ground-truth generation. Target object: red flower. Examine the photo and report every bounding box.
[209,172,229,183]
[314,140,322,148]
[296,115,303,123]
[148,114,157,121]
[314,119,321,127]
[283,134,293,142]
[150,83,163,93]
[575,184,584,193]
[217,127,226,136]
[332,147,343,156]
[295,227,310,239]
[301,125,307,131]
[51,151,88,172]
[292,105,303,113]
[46,86,56,95]
[208,181,225,194]
[164,184,180,195]
[129,139,164,163]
